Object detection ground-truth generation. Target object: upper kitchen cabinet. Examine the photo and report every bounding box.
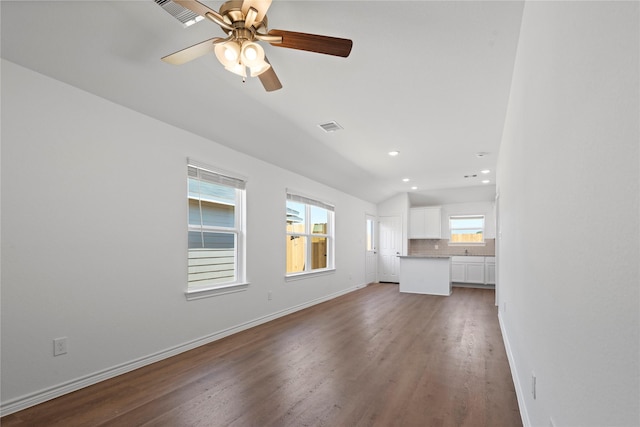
[409,207,442,239]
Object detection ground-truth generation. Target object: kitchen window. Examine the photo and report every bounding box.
[449,215,485,244]
[286,192,334,277]
[187,160,247,299]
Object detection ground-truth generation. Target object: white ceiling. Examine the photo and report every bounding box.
[1,0,524,204]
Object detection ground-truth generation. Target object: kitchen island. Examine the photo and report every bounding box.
[398,256,452,296]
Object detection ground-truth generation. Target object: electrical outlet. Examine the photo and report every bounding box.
[434,244,439,249]
[54,337,68,356]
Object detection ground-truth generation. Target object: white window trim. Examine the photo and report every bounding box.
[285,190,335,278]
[285,268,336,282]
[448,214,486,246]
[186,159,248,300]
[185,282,250,301]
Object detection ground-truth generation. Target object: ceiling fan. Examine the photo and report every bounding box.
[161,0,353,92]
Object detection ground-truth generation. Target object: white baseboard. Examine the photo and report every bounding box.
[0,284,365,417]
[498,311,531,427]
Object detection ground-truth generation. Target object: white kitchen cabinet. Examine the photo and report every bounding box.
[450,256,490,284]
[466,263,485,283]
[450,262,466,283]
[409,207,441,239]
[485,257,496,285]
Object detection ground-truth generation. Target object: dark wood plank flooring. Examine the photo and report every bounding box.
[2,284,522,427]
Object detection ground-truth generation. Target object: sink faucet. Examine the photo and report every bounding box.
[465,249,469,255]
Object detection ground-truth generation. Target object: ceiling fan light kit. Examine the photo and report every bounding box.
[162,0,353,91]
[215,41,239,64]
[240,42,270,76]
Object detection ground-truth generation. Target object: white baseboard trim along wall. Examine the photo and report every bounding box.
[499,312,530,427]
[0,284,367,416]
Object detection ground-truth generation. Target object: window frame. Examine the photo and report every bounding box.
[186,159,248,300]
[285,191,335,279]
[448,214,486,245]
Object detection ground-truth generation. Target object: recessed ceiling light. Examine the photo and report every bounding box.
[411,186,418,190]
[481,169,491,174]
[482,180,491,184]
[402,178,410,182]
[388,151,400,156]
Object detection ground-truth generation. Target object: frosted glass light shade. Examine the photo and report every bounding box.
[248,60,271,77]
[215,40,269,78]
[215,42,241,68]
[240,42,270,76]
[243,45,258,61]
[241,42,265,67]
[225,63,247,77]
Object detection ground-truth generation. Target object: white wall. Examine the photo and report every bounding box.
[0,60,376,413]
[497,2,639,426]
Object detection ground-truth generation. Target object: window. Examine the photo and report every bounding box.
[187,160,246,296]
[286,192,334,276]
[366,217,375,252]
[449,215,485,243]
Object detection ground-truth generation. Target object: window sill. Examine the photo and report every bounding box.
[285,268,336,282]
[185,282,249,301]
[448,242,486,246]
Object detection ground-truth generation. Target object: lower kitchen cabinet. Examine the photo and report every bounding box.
[466,263,485,284]
[485,257,496,285]
[451,256,494,285]
[450,262,466,283]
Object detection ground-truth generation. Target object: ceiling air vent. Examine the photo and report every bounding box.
[318,121,344,133]
[154,0,204,27]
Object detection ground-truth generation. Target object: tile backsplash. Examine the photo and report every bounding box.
[409,238,495,257]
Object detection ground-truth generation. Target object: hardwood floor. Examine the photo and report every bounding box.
[2,284,522,427]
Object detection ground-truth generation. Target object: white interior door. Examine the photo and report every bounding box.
[378,215,402,283]
[365,214,377,284]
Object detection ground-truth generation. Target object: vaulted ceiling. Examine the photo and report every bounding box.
[1,0,524,204]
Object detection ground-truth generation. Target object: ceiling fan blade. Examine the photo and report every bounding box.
[173,0,233,31]
[258,58,282,92]
[241,0,272,24]
[267,30,353,58]
[161,37,225,65]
